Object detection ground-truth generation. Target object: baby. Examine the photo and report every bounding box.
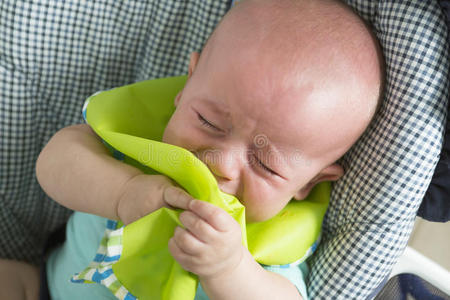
[35,0,383,299]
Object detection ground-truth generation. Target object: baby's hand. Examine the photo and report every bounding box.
[165,187,244,280]
[116,174,176,225]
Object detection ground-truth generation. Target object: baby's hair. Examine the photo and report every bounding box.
[333,0,386,122]
[308,0,385,125]
[365,20,387,122]
[321,0,386,122]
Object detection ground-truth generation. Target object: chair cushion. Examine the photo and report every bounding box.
[418,0,450,222]
[0,1,448,299]
[0,0,230,264]
[307,1,449,298]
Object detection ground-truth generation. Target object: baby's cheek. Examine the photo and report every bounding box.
[244,184,287,222]
[162,113,179,144]
[163,116,196,149]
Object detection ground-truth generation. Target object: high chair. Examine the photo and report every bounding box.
[0,0,448,299]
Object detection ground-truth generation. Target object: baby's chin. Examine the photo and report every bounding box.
[244,197,296,223]
[161,127,171,144]
[245,210,277,224]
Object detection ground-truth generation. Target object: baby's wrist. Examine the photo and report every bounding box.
[199,245,250,284]
[199,248,264,299]
[115,172,142,223]
[116,174,175,225]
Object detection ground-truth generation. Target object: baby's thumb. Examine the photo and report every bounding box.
[163,186,194,210]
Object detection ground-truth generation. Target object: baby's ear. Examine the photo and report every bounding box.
[188,52,200,78]
[175,52,200,107]
[293,163,344,200]
[174,91,183,107]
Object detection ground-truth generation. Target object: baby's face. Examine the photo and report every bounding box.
[163,51,350,222]
[163,0,381,223]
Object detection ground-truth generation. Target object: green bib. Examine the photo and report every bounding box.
[75,76,330,300]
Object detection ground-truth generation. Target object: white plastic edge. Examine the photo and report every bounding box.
[389,246,450,296]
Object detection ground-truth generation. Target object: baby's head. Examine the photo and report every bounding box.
[163,0,384,222]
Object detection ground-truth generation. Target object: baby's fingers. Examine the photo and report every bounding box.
[188,200,235,232]
[164,186,194,210]
[172,226,205,255]
[179,211,216,243]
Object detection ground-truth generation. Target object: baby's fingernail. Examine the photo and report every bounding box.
[164,187,178,202]
[164,187,173,198]
[187,199,194,209]
[188,199,198,209]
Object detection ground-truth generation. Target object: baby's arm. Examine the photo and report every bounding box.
[200,251,303,300]
[36,124,176,224]
[165,189,303,300]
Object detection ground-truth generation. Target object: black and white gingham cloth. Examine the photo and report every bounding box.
[419,0,450,223]
[307,1,449,299]
[0,0,231,263]
[0,0,448,299]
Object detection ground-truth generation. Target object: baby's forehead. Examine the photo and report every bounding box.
[211,0,380,77]
[196,0,382,159]
[217,72,364,157]
[222,87,315,140]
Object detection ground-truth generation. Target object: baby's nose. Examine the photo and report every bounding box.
[210,165,232,183]
[211,167,242,199]
[205,150,238,179]
[197,149,241,194]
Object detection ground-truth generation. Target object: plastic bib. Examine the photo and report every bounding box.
[73,76,330,300]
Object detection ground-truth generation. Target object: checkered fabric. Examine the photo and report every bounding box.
[0,1,448,299]
[307,1,449,299]
[419,0,450,222]
[0,0,231,265]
